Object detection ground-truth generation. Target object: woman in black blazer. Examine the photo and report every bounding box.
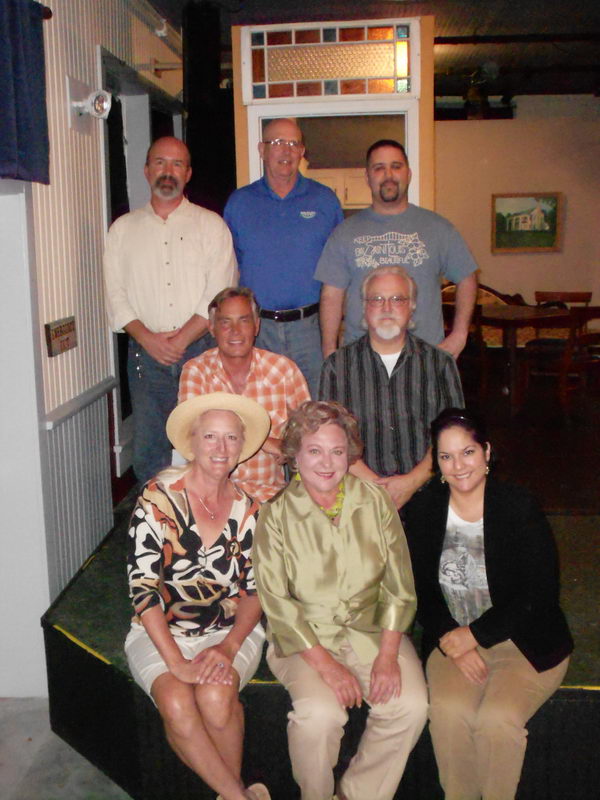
[404,408,573,800]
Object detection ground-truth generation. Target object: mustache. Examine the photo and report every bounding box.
[156,175,179,186]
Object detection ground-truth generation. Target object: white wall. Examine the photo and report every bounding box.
[0,0,183,697]
[0,182,50,695]
[435,95,600,303]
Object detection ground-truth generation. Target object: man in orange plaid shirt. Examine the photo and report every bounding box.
[178,287,310,502]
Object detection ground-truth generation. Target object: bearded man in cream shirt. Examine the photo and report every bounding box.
[104,136,236,484]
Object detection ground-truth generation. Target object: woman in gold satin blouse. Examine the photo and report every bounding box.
[253,401,427,800]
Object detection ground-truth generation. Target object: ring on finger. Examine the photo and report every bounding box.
[216,662,224,668]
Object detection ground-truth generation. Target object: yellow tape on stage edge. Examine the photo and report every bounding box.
[562,684,600,691]
[53,624,112,664]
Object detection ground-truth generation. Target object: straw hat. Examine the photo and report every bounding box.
[166,392,271,464]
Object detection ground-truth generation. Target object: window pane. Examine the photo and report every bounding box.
[340,27,365,42]
[252,49,265,83]
[295,29,321,44]
[368,26,394,41]
[368,78,395,93]
[268,83,294,98]
[268,42,394,82]
[267,31,292,46]
[297,81,322,96]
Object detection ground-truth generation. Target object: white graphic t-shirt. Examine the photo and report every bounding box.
[439,504,491,627]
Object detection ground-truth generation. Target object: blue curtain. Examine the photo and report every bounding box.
[0,0,49,183]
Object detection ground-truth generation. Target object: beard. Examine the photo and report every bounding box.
[152,175,181,199]
[378,179,400,204]
[374,320,403,340]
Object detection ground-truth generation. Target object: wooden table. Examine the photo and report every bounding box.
[480,305,571,415]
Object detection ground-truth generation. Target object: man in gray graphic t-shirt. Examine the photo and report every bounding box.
[316,139,478,359]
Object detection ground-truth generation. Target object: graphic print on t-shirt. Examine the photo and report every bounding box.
[354,231,430,269]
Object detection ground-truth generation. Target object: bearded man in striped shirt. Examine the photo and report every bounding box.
[319,265,464,510]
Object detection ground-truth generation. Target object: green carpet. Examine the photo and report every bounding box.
[551,515,600,686]
[45,511,599,689]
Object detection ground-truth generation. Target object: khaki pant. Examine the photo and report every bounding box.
[426,640,569,800]
[267,636,428,800]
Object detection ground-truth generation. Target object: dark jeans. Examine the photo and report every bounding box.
[256,313,322,399]
[127,333,212,485]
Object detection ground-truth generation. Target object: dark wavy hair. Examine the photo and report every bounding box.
[430,407,494,474]
[281,401,363,468]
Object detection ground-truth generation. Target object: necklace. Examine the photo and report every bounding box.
[187,484,223,520]
[320,479,345,520]
[296,474,345,520]
[194,494,216,520]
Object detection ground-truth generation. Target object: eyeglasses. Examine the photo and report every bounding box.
[263,138,303,149]
[365,295,410,307]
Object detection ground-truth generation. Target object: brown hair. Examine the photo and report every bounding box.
[208,286,259,322]
[281,401,363,467]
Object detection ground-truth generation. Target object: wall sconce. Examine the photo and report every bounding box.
[72,90,112,119]
[67,76,112,134]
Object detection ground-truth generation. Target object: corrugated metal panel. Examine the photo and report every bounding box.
[31,0,182,414]
[26,0,182,597]
[45,396,114,598]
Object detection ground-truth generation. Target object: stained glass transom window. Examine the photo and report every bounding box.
[248,23,411,102]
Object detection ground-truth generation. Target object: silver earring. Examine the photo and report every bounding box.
[440,475,446,484]
[485,465,490,475]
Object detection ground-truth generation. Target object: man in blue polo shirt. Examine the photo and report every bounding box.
[224,118,343,396]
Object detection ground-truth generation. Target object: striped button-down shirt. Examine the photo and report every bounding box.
[319,333,464,476]
[179,347,310,502]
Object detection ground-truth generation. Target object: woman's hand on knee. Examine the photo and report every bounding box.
[319,660,363,709]
[191,644,234,685]
[168,659,210,685]
[368,653,402,705]
[167,654,233,687]
[300,645,362,709]
[439,626,479,660]
[454,650,488,685]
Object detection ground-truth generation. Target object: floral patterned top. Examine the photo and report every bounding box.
[127,467,260,637]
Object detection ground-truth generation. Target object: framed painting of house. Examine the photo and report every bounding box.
[491,193,563,253]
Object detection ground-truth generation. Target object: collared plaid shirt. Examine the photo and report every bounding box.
[319,333,464,476]
[179,347,310,502]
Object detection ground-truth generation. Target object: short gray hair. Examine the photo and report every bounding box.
[361,265,418,312]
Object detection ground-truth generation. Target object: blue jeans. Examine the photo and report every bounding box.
[256,313,323,399]
[127,333,213,485]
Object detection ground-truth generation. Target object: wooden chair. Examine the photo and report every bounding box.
[441,282,527,348]
[532,291,592,340]
[558,308,600,410]
[534,291,592,308]
[522,292,593,394]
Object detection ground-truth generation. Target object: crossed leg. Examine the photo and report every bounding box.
[152,671,251,800]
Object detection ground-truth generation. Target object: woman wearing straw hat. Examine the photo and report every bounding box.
[125,392,271,800]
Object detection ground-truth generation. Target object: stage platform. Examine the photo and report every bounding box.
[42,516,600,800]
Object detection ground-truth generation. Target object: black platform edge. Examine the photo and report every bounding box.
[42,619,600,800]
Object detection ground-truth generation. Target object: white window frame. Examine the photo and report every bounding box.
[247,99,420,206]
